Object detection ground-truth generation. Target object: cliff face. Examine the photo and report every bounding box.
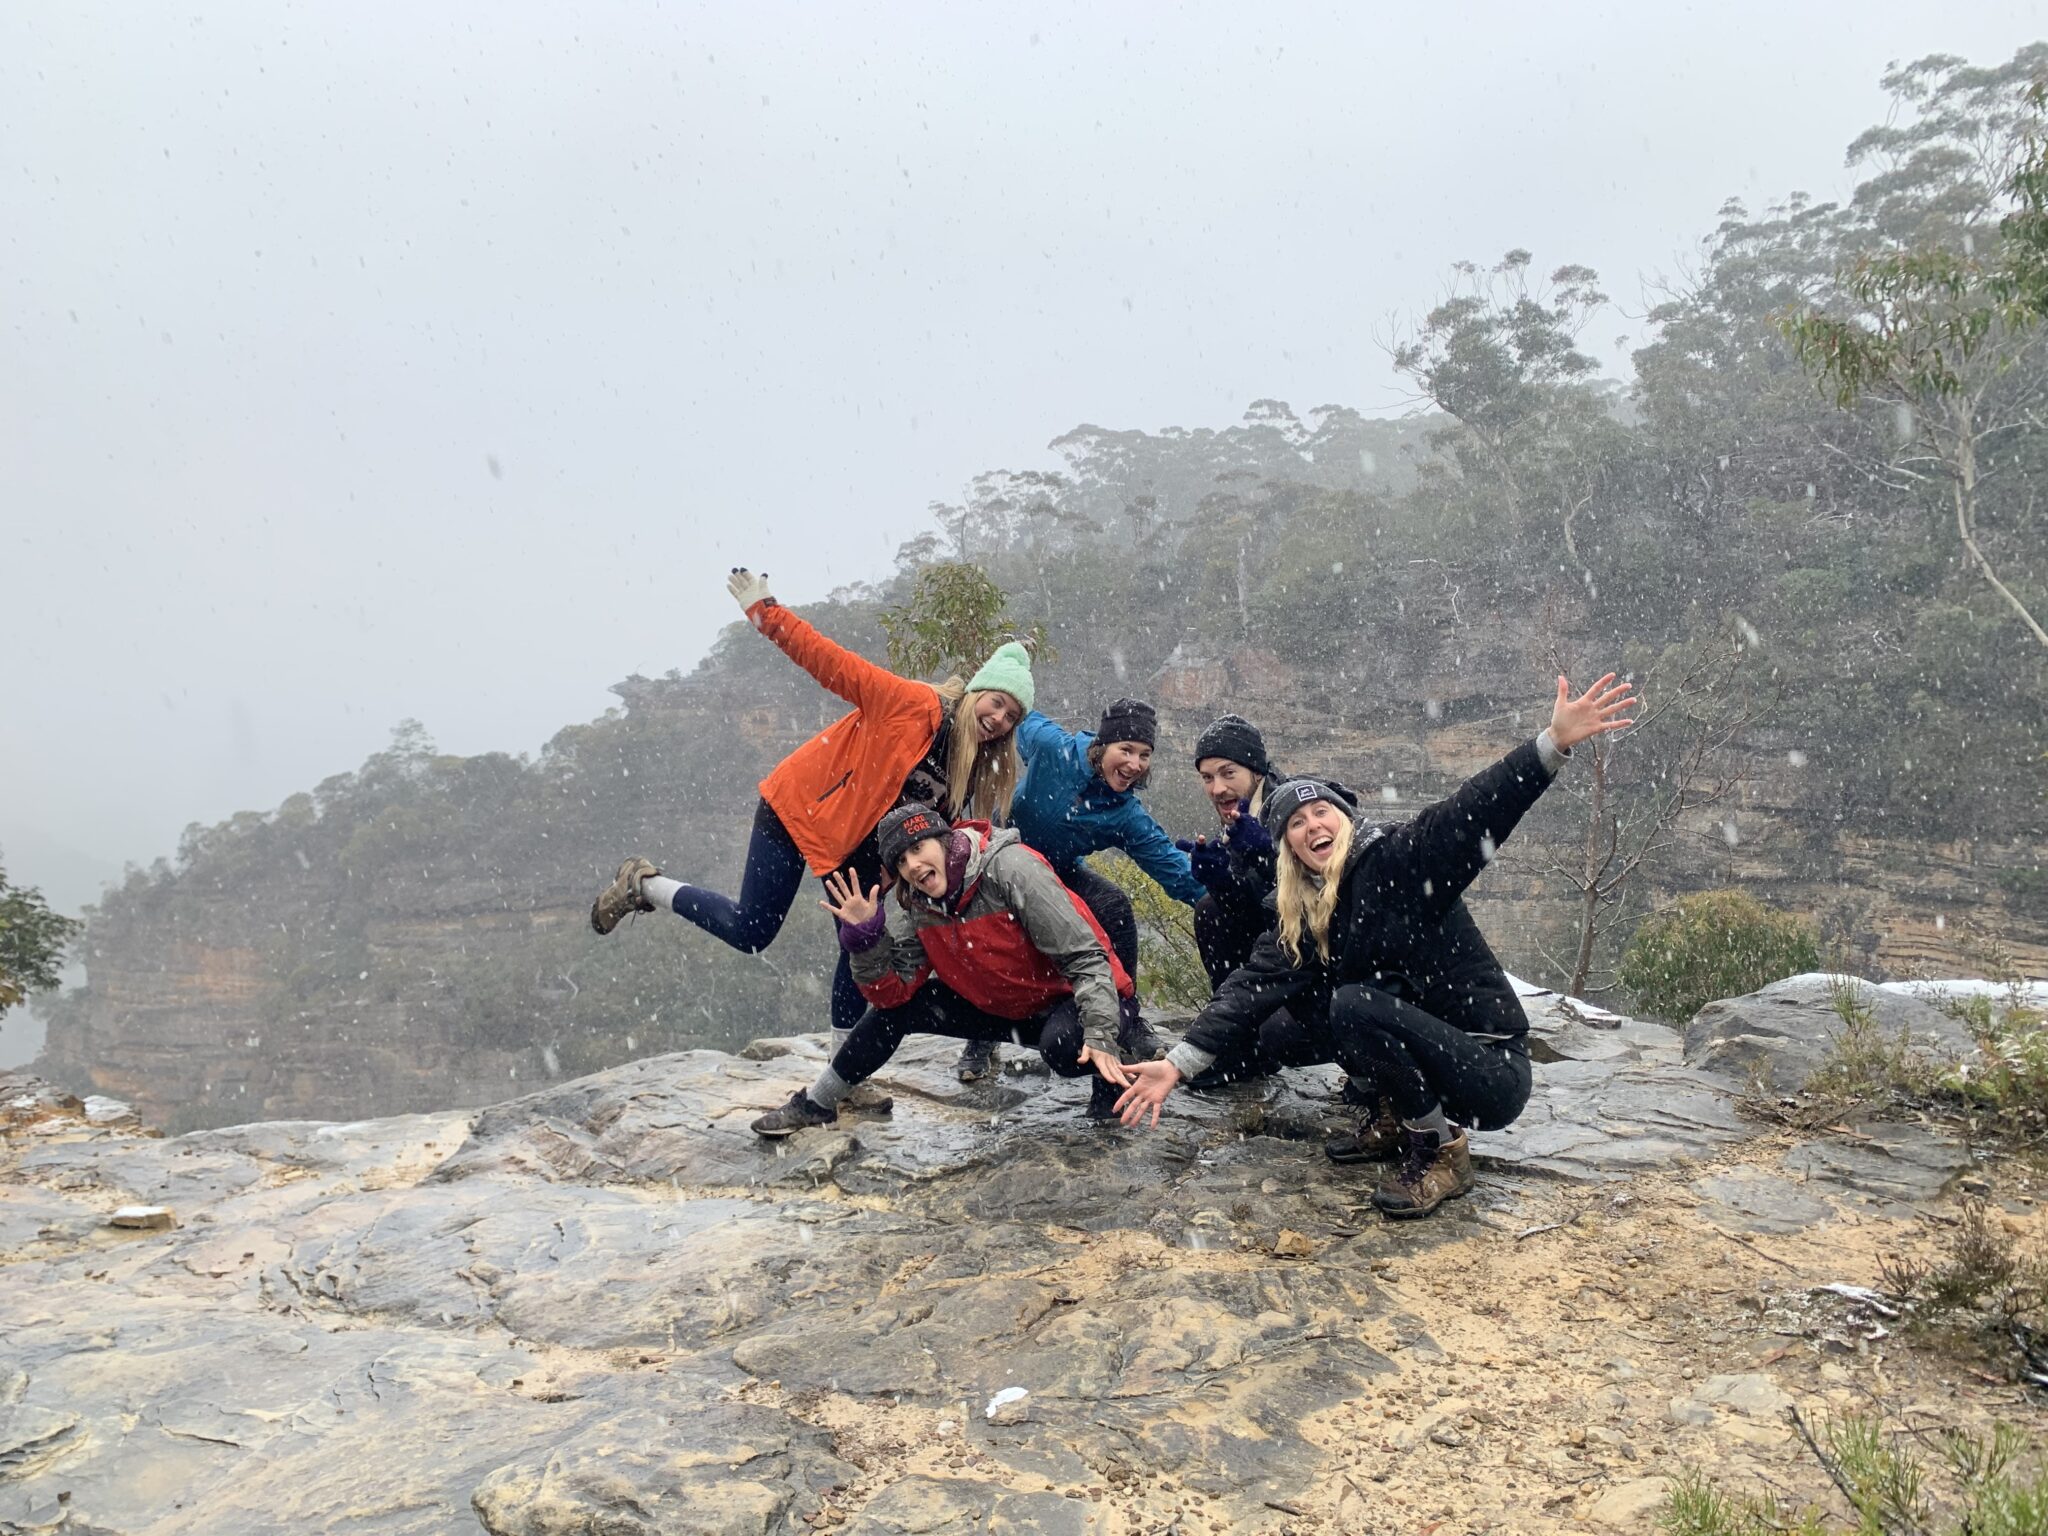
[38,562,2045,1131]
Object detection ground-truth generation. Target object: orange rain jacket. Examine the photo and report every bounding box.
[751,600,948,876]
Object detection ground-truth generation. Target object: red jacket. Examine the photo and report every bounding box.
[843,823,1133,1050]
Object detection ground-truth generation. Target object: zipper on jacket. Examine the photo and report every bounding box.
[814,770,854,807]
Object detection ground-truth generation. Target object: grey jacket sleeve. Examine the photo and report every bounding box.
[986,846,1123,1053]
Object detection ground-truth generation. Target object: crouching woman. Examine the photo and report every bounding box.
[751,803,1140,1136]
[1113,674,1637,1218]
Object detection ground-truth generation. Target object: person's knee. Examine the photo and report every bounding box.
[1038,1017,1090,1077]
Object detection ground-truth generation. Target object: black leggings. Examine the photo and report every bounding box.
[829,983,1106,1085]
[1193,893,1266,991]
[1060,862,1138,980]
[667,797,877,1033]
[1324,984,1532,1131]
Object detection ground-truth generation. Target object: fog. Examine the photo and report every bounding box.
[5,0,2044,915]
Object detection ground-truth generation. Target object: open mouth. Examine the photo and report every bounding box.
[1307,832,1336,855]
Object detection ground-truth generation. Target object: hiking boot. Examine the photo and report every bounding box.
[750,1090,837,1139]
[957,1038,999,1082]
[840,1083,894,1116]
[1116,1011,1166,1062]
[1085,1073,1122,1121]
[1325,1097,1401,1165]
[590,857,661,935]
[1370,1128,1474,1219]
[1188,1046,1270,1091]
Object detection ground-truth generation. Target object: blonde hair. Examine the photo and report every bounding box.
[1273,812,1354,966]
[935,678,1020,822]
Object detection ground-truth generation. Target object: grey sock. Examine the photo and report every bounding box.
[1402,1104,1452,1143]
[809,1066,850,1112]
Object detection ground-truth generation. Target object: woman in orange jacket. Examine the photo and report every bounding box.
[590,567,1035,1039]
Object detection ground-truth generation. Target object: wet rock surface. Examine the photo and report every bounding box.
[1682,973,1975,1091]
[0,985,2024,1535]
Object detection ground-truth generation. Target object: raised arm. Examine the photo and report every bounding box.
[1013,709,1078,770]
[1380,673,1636,920]
[731,568,931,715]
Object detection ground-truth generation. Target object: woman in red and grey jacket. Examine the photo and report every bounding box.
[750,803,1140,1136]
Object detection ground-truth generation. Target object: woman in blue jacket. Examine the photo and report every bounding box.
[955,697,1203,1079]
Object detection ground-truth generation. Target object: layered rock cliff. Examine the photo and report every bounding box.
[36,552,2046,1129]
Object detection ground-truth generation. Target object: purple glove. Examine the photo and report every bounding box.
[1175,836,1232,894]
[836,906,889,953]
[1225,799,1273,858]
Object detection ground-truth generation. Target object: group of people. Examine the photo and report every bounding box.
[590,567,1636,1219]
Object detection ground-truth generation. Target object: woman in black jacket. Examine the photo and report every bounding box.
[1114,674,1637,1219]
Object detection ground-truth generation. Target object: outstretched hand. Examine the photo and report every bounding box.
[1113,1059,1182,1130]
[1079,1044,1133,1089]
[728,567,775,612]
[1548,673,1639,751]
[819,868,881,926]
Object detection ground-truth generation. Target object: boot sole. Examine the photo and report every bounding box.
[1325,1143,1400,1166]
[1372,1177,1475,1219]
[751,1119,833,1139]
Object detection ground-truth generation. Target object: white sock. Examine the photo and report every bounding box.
[642,875,683,912]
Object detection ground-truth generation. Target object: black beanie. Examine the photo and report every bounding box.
[1260,777,1359,837]
[876,803,952,872]
[1193,713,1270,777]
[1097,698,1158,749]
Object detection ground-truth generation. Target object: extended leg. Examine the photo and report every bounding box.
[662,799,810,953]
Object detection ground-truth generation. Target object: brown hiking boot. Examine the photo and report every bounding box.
[590,857,661,935]
[1325,1096,1401,1164]
[1371,1128,1474,1219]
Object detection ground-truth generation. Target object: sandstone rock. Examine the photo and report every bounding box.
[1666,1397,1714,1428]
[107,1205,175,1230]
[1693,1372,1793,1418]
[82,1096,139,1127]
[1683,974,1973,1090]
[985,1387,1031,1425]
[1588,1477,1672,1526]
[1272,1228,1314,1259]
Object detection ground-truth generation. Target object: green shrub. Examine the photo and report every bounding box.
[1662,1413,2047,1536]
[1089,851,1211,1012]
[1619,889,1821,1023]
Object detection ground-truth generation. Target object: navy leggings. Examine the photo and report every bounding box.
[669,798,878,1033]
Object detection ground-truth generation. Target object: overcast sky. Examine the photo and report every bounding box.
[4,2,2043,911]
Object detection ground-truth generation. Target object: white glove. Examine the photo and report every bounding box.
[727,567,774,612]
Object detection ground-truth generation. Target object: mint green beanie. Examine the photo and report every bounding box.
[966,641,1035,713]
